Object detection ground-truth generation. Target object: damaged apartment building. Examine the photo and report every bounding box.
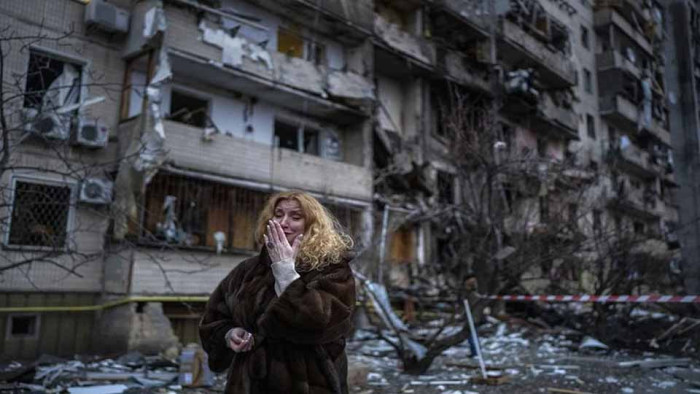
[0,0,691,359]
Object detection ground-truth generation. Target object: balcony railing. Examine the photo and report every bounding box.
[597,50,642,79]
[499,19,577,88]
[594,9,653,56]
[156,120,373,201]
[373,14,436,67]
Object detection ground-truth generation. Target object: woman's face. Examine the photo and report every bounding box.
[272,199,306,244]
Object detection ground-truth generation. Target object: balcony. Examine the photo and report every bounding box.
[164,7,374,121]
[431,0,490,38]
[607,187,661,220]
[600,95,671,146]
[608,144,658,179]
[373,13,436,71]
[498,19,577,88]
[437,48,490,92]
[594,9,653,56]
[133,120,373,201]
[597,50,642,80]
[502,93,579,140]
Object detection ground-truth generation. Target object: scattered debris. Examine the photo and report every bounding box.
[579,336,609,351]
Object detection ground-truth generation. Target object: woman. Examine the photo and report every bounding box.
[199,191,356,394]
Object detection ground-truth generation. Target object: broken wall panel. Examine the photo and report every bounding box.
[165,5,371,107]
[373,13,436,66]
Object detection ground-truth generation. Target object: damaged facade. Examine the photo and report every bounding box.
[0,0,690,359]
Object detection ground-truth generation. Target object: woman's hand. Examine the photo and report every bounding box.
[264,220,302,264]
[225,327,254,352]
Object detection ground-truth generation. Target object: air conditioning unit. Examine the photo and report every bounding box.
[85,0,130,34]
[25,111,71,140]
[79,178,113,204]
[74,117,109,148]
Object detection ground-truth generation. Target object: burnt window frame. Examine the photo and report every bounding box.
[4,177,77,251]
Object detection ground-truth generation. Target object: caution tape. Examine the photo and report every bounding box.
[484,294,700,303]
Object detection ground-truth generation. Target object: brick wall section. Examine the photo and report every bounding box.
[163,120,373,200]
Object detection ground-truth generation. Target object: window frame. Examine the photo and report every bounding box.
[23,46,90,112]
[5,314,41,341]
[586,114,596,139]
[580,25,589,50]
[168,86,212,129]
[273,115,327,157]
[3,176,78,251]
[583,68,593,94]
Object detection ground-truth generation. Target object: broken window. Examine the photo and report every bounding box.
[274,120,322,156]
[437,171,455,205]
[142,173,270,251]
[633,221,646,235]
[24,50,82,110]
[580,26,589,49]
[277,25,326,65]
[275,120,300,151]
[8,180,73,248]
[7,315,39,339]
[586,114,596,139]
[169,90,209,128]
[121,52,152,120]
[278,25,305,58]
[584,68,593,94]
[593,209,602,235]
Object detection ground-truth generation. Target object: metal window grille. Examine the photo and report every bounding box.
[8,181,72,248]
[143,173,361,252]
[142,173,270,251]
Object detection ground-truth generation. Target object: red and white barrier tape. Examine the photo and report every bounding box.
[484,294,700,303]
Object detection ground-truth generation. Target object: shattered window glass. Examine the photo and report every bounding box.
[303,128,319,155]
[24,51,82,110]
[169,90,209,128]
[275,120,299,151]
[8,181,72,248]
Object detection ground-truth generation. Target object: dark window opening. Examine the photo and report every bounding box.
[437,171,455,204]
[275,120,322,157]
[169,90,209,128]
[581,26,589,49]
[593,210,602,234]
[539,196,549,224]
[275,120,300,151]
[303,128,320,155]
[584,69,592,94]
[9,315,38,337]
[587,114,596,139]
[136,302,146,314]
[634,221,645,235]
[9,181,72,248]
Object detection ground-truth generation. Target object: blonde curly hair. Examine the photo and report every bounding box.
[255,191,353,270]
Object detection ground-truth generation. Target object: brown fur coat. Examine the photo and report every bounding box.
[199,247,356,394]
